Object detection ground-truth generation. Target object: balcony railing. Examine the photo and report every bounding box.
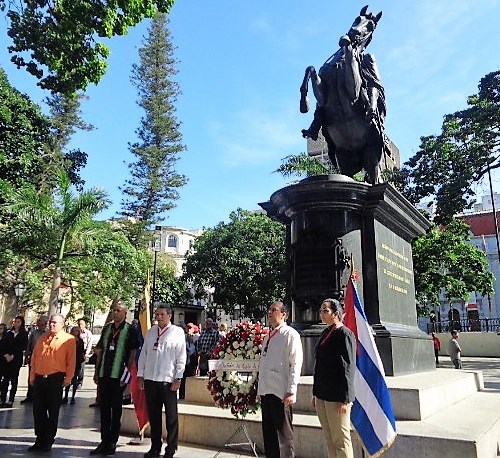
[427,318,500,334]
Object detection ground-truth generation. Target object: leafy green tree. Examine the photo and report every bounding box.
[0,68,51,189]
[3,0,176,94]
[183,209,286,320]
[0,170,110,316]
[64,221,150,321]
[412,219,494,316]
[120,13,186,228]
[153,257,192,306]
[403,70,500,224]
[274,152,338,178]
[45,92,93,191]
[0,69,90,194]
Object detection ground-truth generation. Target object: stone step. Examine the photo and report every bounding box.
[385,367,483,420]
[183,369,484,421]
[384,390,500,458]
[120,369,500,458]
[122,390,500,458]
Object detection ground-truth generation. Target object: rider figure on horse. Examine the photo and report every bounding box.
[300,6,389,184]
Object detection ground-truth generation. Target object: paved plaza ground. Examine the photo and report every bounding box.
[0,357,499,457]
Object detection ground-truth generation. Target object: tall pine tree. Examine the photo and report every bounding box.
[120,13,187,231]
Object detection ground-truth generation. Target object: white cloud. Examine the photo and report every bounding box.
[208,102,305,167]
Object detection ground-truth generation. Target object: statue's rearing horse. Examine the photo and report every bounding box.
[300,5,387,184]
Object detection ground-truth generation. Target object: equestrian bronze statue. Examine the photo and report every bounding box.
[300,5,389,184]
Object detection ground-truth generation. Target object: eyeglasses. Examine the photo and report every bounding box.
[49,320,62,324]
[268,308,282,313]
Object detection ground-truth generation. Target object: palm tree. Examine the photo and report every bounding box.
[2,169,110,316]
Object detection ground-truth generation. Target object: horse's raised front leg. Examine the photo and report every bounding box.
[300,66,322,113]
[300,66,324,141]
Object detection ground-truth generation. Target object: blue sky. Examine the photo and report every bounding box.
[1,0,499,230]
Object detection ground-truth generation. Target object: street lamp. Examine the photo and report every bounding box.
[14,283,26,313]
[151,226,162,320]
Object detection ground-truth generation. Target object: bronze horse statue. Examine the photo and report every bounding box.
[300,5,388,184]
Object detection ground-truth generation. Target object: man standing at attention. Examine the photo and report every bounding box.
[77,318,93,384]
[91,302,138,456]
[28,314,75,452]
[258,301,303,458]
[137,304,186,458]
[448,330,462,369]
[21,315,48,404]
[196,317,219,376]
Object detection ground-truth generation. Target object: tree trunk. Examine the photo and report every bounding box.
[48,266,61,317]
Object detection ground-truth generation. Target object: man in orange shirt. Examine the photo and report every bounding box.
[28,313,76,452]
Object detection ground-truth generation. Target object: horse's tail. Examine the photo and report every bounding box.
[300,66,316,113]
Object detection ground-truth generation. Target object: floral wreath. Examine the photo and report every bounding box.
[207,321,267,419]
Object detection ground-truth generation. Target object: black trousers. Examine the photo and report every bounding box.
[32,372,65,446]
[260,394,295,458]
[1,363,21,402]
[98,377,126,445]
[144,380,179,454]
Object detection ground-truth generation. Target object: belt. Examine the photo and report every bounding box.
[35,372,65,379]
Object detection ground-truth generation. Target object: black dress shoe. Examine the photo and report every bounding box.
[28,442,51,452]
[144,449,161,457]
[90,443,106,455]
[101,444,116,456]
[20,398,32,404]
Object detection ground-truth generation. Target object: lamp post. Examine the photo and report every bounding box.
[151,226,162,320]
[14,283,26,315]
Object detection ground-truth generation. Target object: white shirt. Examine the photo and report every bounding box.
[137,323,186,382]
[257,323,303,399]
[80,328,93,358]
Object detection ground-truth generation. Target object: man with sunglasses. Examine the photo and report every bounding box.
[257,301,303,458]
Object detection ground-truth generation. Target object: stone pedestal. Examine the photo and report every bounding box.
[259,175,435,376]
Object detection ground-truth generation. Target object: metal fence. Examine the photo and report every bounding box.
[427,318,500,334]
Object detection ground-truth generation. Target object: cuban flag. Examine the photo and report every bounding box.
[343,276,397,457]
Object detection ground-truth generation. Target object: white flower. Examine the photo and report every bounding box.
[232,341,239,349]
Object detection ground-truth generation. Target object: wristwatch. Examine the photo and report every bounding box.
[175,378,182,382]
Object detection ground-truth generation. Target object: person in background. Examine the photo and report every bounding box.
[313,299,356,458]
[21,316,48,404]
[62,326,85,405]
[258,301,303,458]
[28,314,76,452]
[219,322,228,338]
[91,301,138,456]
[448,330,462,369]
[195,318,219,376]
[1,315,29,407]
[138,304,186,458]
[179,323,198,399]
[77,318,93,385]
[431,332,441,365]
[0,323,8,401]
